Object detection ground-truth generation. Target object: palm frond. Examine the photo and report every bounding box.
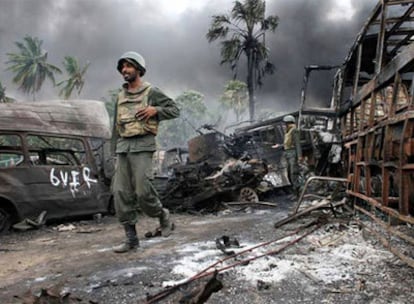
[262,15,279,31]
[5,35,61,99]
[57,56,89,99]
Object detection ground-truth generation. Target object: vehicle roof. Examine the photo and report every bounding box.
[0,100,112,139]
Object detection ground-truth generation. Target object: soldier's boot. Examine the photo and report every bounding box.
[159,208,173,237]
[113,224,139,253]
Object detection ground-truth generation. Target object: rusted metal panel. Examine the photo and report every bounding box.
[0,100,111,139]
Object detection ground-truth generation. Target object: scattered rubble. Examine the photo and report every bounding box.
[2,197,414,304]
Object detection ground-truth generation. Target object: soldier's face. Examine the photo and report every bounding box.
[121,62,138,82]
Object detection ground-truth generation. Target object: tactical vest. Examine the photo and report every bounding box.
[116,86,159,137]
[284,125,297,150]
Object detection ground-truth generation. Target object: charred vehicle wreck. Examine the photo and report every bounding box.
[0,100,114,233]
[154,75,344,211]
[154,125,268,211]
[156,0,414,268]
[155,114,341,213]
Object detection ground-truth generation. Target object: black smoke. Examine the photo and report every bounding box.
[0,0,376,117]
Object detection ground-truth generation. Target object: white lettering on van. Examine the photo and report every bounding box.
[50,167,98,197]
[60,171,69,186]
[82,167,98,188]
[69,171,80,197]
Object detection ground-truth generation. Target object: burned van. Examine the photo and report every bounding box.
[0,100,114,233]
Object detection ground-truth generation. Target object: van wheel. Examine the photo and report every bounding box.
[0,207,12,234]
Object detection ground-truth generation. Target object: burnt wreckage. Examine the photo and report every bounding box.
[291,0,414,267]
[157,0,414,267]
[154,125,268,211]
[242,0,414,268]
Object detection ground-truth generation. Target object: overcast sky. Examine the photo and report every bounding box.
[0,0,377,116]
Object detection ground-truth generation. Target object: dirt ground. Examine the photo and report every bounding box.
[1,196,414,304]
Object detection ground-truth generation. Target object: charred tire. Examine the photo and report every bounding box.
[238,187,259,203]
[0,207,12,234]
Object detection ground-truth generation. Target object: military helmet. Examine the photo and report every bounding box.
[117,51,146,75]
[282,115,296,123]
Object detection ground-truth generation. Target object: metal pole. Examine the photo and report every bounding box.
[293,176,348,214]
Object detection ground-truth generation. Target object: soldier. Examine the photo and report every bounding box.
[111,51,179,253]
[272,115,302,197]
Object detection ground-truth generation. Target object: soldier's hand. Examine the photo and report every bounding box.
[272,144,280,149]
[136,106,157,121]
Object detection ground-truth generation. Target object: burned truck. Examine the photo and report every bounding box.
[154,125,268,211]
[333,0,414,267]
[235,0,414,267]
[282,1,414,267]
[0,100,114,233]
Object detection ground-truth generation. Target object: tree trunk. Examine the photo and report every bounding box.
[246,52,255,122]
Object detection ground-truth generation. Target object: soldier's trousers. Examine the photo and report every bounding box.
[112,152,163,225]
[285,149,300,195]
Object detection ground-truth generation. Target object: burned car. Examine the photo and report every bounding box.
[0,100,114,233]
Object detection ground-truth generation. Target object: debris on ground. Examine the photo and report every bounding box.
[12,284,91,304]
[12,211,47,232]
[2,195,414,304]
[215,235,241,255]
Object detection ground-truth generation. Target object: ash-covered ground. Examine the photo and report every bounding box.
[1,196,413,304]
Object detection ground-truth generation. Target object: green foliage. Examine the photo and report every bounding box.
[57,56,90,99]
[0,81,6,103]
[6,35,62,100]
[0,81,14,103]
[206,0,278,120]
[101,88,120,122]
[219,80,248,122]
[157,90,213,148]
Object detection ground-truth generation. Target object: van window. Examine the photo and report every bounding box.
[0,134,21,147]
[0,153,23,168]
[0,134,23,168]
[26,135,86,166]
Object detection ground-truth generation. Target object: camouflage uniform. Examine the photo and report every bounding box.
[283,124,302,195]
[111,81,179,226]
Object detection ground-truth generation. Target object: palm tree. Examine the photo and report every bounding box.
[6,35,61,101]
[57,56,90,99]
[206,0,278,121]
